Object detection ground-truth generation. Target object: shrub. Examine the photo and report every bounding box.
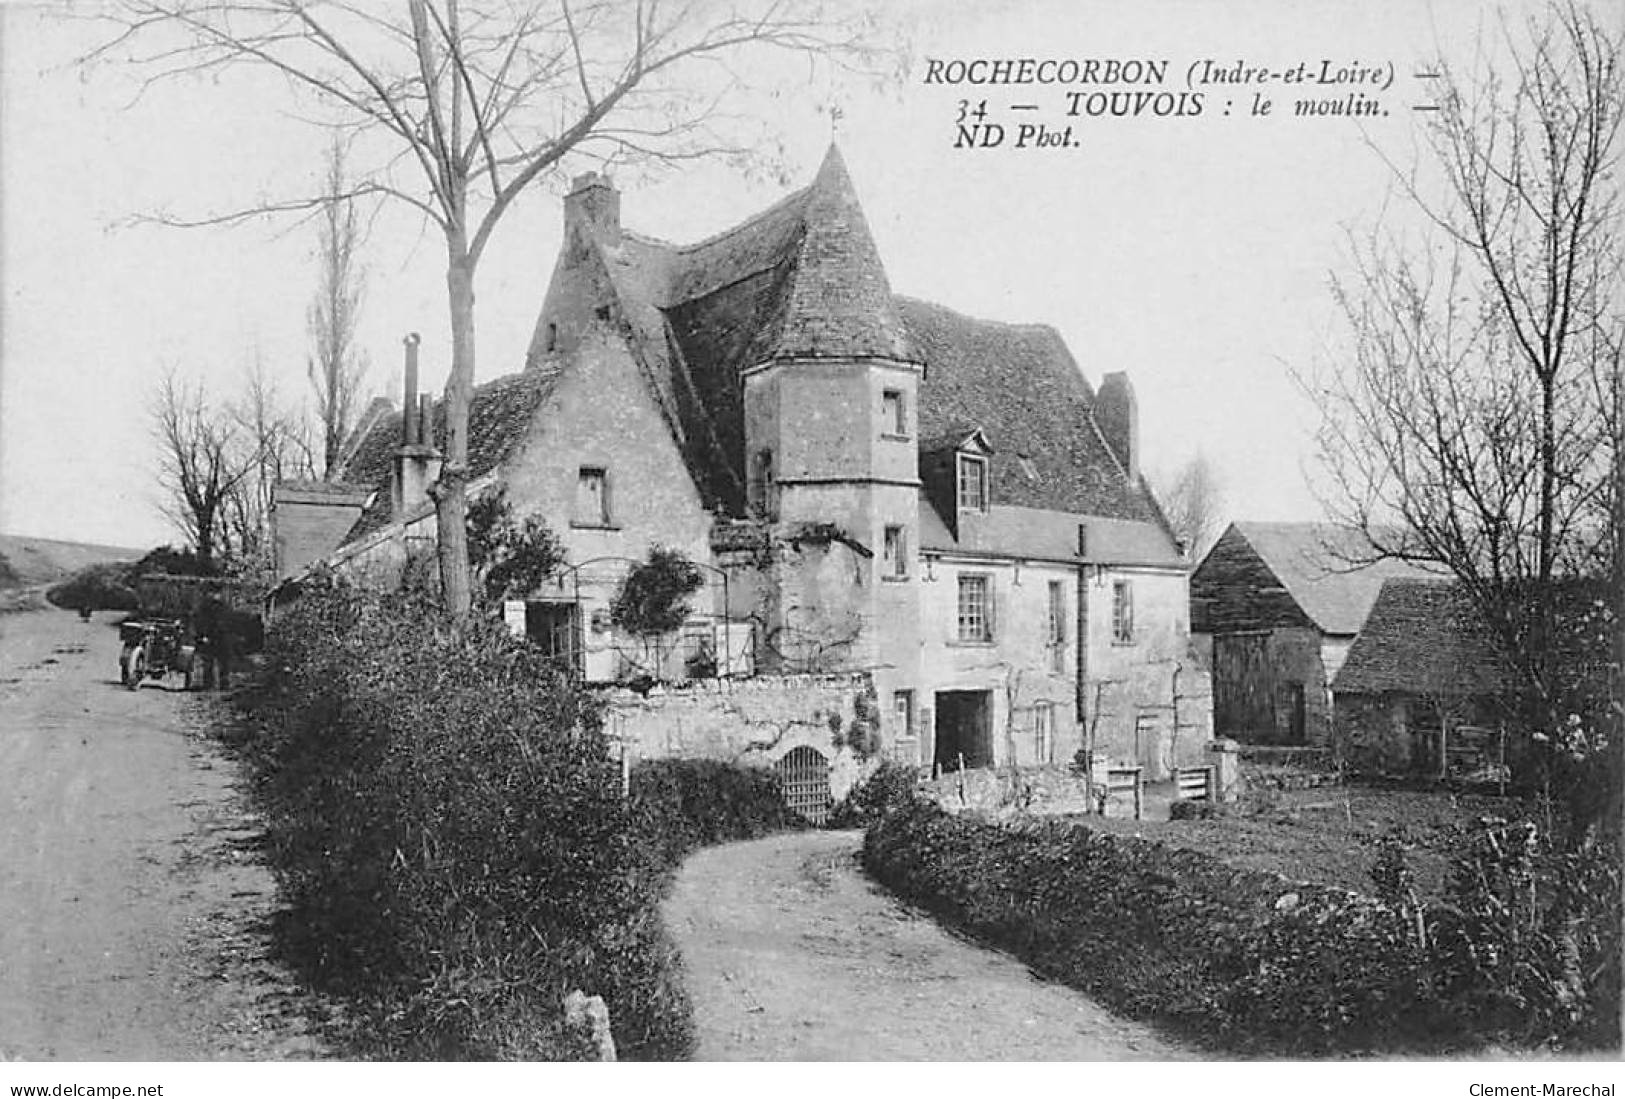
[863,800,1620,1055]
[239,583,628,1057]
[828,761,920,827]
[611,547,703,638]
[46,564,140,613]
[127,544,222,579]
[1424,819,1621,1049]
[466,489,566,608]
[228,583,801,1060]
[1168,798,1224,821]
[628,758,805,871]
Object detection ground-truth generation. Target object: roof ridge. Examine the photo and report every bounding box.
[657,185,813,257]
[894,293,1065,334]
[666,251,798,314]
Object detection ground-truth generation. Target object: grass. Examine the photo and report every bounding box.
[1081,783,1552,898]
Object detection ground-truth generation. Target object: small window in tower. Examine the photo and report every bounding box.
[882,389,907,438]
[545,322,558,352]
[575,467,610,527]
[958,454,989,512]
[883,525,908,579]
[752,449,776,518]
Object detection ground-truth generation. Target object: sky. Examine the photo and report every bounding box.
[0,0,1561,549]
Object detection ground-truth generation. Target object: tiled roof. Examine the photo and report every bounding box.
[904,297,1164,525]
[339,368,560,543]
[275,479,375,498]
[348,145,1176,557]
[1332,579,1512,697]
[919,504,1183,567]
[768,146,915,362]
[1228,522,1443,635]
[656,185,811,307]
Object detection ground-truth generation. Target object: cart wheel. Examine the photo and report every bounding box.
[127,646,147,691]
[119,644,138,688]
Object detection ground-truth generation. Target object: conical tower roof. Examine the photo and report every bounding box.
[767,145,917,362]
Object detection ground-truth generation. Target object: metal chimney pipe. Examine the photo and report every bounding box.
[403,333,422,445]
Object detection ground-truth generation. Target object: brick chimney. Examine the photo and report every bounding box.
[565,171,620,245]
[392,333,441,519]
[1097,371,1138,479]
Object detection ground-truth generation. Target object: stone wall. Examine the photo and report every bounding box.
[1333,690,1504,776]
[1335,691,1411,773]
[600,672,878,800]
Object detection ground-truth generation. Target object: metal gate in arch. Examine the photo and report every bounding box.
[775,746,832,825]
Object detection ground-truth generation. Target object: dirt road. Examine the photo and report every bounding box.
[0,605,326,1060]
[665,829,1193,1060]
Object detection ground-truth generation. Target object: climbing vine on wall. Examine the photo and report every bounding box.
[611,546,704,638]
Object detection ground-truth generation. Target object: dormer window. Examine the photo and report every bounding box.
[957,454,989,512]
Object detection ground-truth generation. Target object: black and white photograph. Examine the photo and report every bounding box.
[0,0,1619,1088]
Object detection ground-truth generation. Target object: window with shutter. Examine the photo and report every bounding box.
[574,467,610,526]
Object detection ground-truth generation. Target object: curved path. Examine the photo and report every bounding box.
[665,829,1192,1060]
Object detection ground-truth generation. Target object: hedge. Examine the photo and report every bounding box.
[864,800,1620,1056]
[228,580,799,1060]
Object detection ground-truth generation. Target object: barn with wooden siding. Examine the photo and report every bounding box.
[1190,522,1437,746]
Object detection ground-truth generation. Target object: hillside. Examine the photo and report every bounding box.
[0,533,145,590]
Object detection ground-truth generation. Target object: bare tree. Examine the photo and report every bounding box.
[89,0,890,618]
[223,354,315,572]
[307,139,368,480]
[1302,1,1622,834]
[151,370,254,567]
[1153,452,1225,559]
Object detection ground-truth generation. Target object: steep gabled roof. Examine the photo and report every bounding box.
[339,368,561,543]
[904,297,1163,524]
[505,145,1176,542]
[1195,522,1442,636]
[1333,579,1512,697]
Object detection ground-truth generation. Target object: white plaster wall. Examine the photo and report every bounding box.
[914,556,1081,770]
